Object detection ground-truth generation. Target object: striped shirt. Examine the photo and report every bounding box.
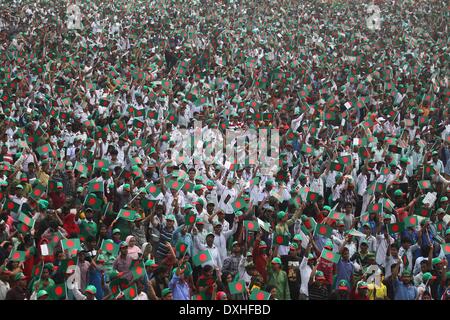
[156,225,174,261]
[308,283,329,300]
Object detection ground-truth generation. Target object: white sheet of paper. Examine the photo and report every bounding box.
[40,244,49,256]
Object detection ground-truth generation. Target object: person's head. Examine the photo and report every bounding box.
[165,214,176,228]
[202,265,214,277]
[14,272,28,288]
[391,243,398,257]
[314,270,326,285]
[344,202,352,214]
[119,241,128,255]
[266,285,277,299]
[85,285,97,300]
[341,247,350,261]
[337,280,350,299]
[277,210,288,223]
[126,235,137,248]
[401,237,412,250]
[206,233,215,247]
[216,291,228,300]
[357,281,369,297]
[337,220,345,232]
[217,210,225,221]
[400,270,412,285]
[432,257,444,271]
[362,223,371,235]
[85,208,94,220]
[231,241,241,255]
[112,228,121,241]
[271,257,282,271]
[36,290,49,300]
[222,271,233,284]
[213,221,222,234]
[360,241,368,254]
[145,259,159,272]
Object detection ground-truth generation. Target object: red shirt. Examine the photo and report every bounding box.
[49,192,66,209]
[252,239,268,282]
[396,207,409,223]
[317,259,335,285]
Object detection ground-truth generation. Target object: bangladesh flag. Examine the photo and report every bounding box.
[191,293,206,300]
[30,184,46,201]
[418,180,432,190]
[336,135,348,144]
[382,199,395,213]
[87,180,104,194]
[193,250,212,266]
[31,262,43,280]
[167,179,182,191]
[301,144,314,155]
[338,155,352,166]
[145,183,161,198]
[9,250,26,262]
[321,249,341,263]
[185,211,197,226]
[436,221,446,234]
[368,202,382,214]
[176,241,189,256]
[291,196,302,208]
[229,280,246,295]
[57,257,77,275]
[307,191,319,203]
[183,180,194,193]
[423,164,435,176]
[3,199,19,212]
[387,222,405,234]
[161,79,172,90]
[141,198,157,212]
[130,260,145,281]
[441,244,450,256]
[49,282,66,300]
[36,144,53,157]
[94,159,110,171]
[388,145,402,154]
[314,223,333,238]
[249,289,270,301]
[122,284,138,300]
[374,182,386,194]
[404,215,419,228]
[61,238,82,255]
[273,233,290,246]
[379,167,390,176]
[327,210,345,221]
[414,206,431,217]
[17,213,35,228]
[301,217,317,234]
[74,162,88,176]
[100,239,119,257]
[244,220,259,232]
[117,209,139,222]
[232,197,247,211]
[330,161,345,172]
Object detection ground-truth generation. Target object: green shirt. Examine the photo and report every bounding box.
[79,219,98,241]
[267,266,290,300]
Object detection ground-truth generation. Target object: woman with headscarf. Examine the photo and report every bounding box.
[125,235,142,260]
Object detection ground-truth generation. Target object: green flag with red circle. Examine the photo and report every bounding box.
[122,284,138,300]
[327,210,345,221]
[314,223,333,238]
[441,244,450,255]
[49,282,66,300]
[301,144,314,155]
[387,222,405,235]
[321,248,341,263]
[74,162,88,176]
[273,233,290,246]
[100,239,119,257]
[87,180,104,194]
[141,198,157,212]
[244,220,259,232]
[94,159,110,171]
[232,197,247,211]
[307,191,319,203]
[330,161,345,172]
[9,250,26,262]
[145,183,161,198]
[176,241,189,256]
[185,211,197,226]
[36,144,53,157]
[404,215,419,228]
[418,180,432,190]
[117,209,139,222]
[17,212,35,228]
[368,202,382,214]
[382,199,395,213]
[193,250,212,266]
[61,239,82,255]
[229,279,246,295]
[29,183,46,201]
[249,289,270,300]
[130,260,145,281]
[3,199,19,212]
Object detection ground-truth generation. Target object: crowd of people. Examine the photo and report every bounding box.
[0,0,449,300]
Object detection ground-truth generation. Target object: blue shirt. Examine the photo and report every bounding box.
[336,259,354,289]
[169,274,190,300]
[393,279,417,300]
[88,268,105,300]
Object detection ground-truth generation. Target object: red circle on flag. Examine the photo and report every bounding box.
[93,183,100,190]
[235,202,241,208]
[342,157,349,164]
[445,245,450,253]
[66,240,74,247]
[310,194,316,201]
[235,282,243,291]
[24,217,30,224]
[336,164,342,170]
[199,253,207,262]
[129,288,136,297]
[42,146,48,152]
[392,225,399,232]
[180,244,186,252]
[106,243,113,251]
[149,186,156,193]
[306,147,312,153]
[421,210,427,216]
[55,286,63,296]
[147,201,154,209]
[319,226,327,234]
[136,266,143,275]
[256,292,265,300]
[13,252,20,260]
[373,204,379,211]
[88,198,96,205]
[7,202,14,209]
[123,211,130,217]
[248,222,254,230]
[325,252,334,260]
[21,225,28,232]
[410,217,416,225]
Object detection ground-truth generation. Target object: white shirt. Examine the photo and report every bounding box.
[299,256,312,296]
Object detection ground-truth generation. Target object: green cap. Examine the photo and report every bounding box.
[445,228,450,236]
[206,180,215,187]
[56,182,63,189]
[194,184,205,191]
[85,285,97,294]
[432,258,442,265]
[441,196,448,202]
[145,259,158,267]
[400,157,409,163]
[14,272,27,281]
[289,242,299,250]
[36,290,49,299]
[323,206,331,211]
[112,228,121,234]
[315,270,325,278]
[123,184,131,190]
[166,214,176,221]
[265,180,275,186]
[184,204,194,210]
[76,186,84,192]
[15,184,24,190]
[234,210,243,217]
[394,189,404,196]
[161,288,172,297]
[38,199,49,210]
[271,257,282,265]
[401,270,412,277]
[277,211,287,219]
[293,234,303,241]
[422,272,434,282]
[195,217,204,224]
